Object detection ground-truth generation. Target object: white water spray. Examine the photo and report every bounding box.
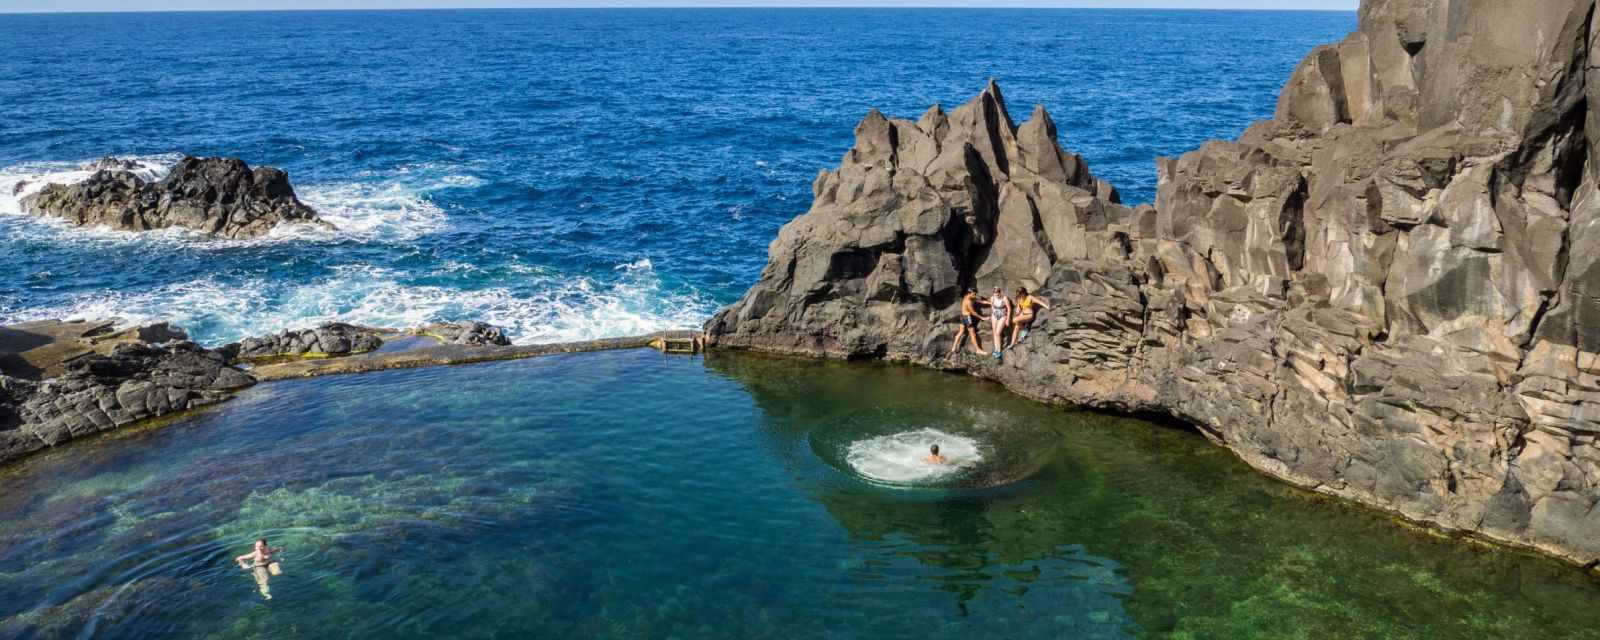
[845,428,983,486]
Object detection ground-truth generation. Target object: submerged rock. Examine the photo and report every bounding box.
[710,0,1600,568]
[19,155,329,239]
[0,320,254,465]
[416,321,512,347]
[234,322,386,360]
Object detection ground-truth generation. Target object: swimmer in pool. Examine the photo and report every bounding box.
[925,444,948,465]
[235,538,284,600]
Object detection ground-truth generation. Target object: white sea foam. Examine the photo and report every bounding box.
[845,428,983,486]
[0,260,715,347]
[0,156,703,345]
[282,181,450,243]
[0,156,455,246]
[0,155,177,217]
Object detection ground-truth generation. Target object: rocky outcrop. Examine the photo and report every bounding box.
[416,321,512,347]
[709,80,1135,358]
[0,321,254,465]
[233,322,386,360]
[709,0,1600,568]
[20,156,328,239]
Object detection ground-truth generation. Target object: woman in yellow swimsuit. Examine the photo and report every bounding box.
[1009,287,1050,349]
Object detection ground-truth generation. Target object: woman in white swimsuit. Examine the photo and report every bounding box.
[986,287,1012,359]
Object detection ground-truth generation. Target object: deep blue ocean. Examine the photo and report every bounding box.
[0,9,1355,344]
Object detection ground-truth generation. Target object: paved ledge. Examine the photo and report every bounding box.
[249,330,704,381]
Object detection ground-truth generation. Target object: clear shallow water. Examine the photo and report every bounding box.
[1,350,1597,639]
[0,9,1353,344]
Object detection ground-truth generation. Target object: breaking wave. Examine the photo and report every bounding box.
[0,260,713,346]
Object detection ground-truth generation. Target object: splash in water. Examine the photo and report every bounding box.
[844,428,982,487]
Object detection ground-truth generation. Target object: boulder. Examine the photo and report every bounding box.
[417,321,512,347]
[234,322,385,360]
[19,156,329,239]
[709,0,1600,569]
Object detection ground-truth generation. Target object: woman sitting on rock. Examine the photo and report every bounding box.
[1009,287,1050,349]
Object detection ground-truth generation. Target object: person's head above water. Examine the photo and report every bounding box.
[930,444,940,455]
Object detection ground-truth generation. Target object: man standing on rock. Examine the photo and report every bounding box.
[947,289,987,357]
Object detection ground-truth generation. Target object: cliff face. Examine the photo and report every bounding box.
[709,0,1600,566]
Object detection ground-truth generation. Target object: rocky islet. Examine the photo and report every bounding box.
[18,155,330,239]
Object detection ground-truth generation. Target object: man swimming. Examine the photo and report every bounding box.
[925,444,948,464]
[947,288,987,357]
[235,538,284,600]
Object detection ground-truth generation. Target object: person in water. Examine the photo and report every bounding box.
[235,538,284,600]
[1008,286,1051,349]
[986,286,1013,359]
[925,444,948,464]
[947,288,987,357]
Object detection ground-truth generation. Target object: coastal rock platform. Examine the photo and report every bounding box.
[0,319,701,466]
[0,320,254,465]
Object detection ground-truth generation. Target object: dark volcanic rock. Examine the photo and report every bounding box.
[235,323,385,360]
[417,321,512,347]
[710,0,1600,568]
[708,80,1136,359]
[0,325,254,466]
[19,156,329,239]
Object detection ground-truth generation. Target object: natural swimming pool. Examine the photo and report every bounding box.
[1,349,1597,639]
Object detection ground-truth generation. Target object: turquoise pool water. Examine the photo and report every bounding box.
[1,350,1597,639]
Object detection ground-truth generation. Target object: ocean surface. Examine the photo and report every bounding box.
[4,351,1600,639]
[0,9,1355,345]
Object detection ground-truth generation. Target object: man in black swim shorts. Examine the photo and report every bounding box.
[947,288,986,357]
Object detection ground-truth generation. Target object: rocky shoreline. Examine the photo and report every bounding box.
[5,0,1598,573]
[0,318,697,467]
[708,0,1600,568]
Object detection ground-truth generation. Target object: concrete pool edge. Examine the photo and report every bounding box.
[247,330,703,381]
